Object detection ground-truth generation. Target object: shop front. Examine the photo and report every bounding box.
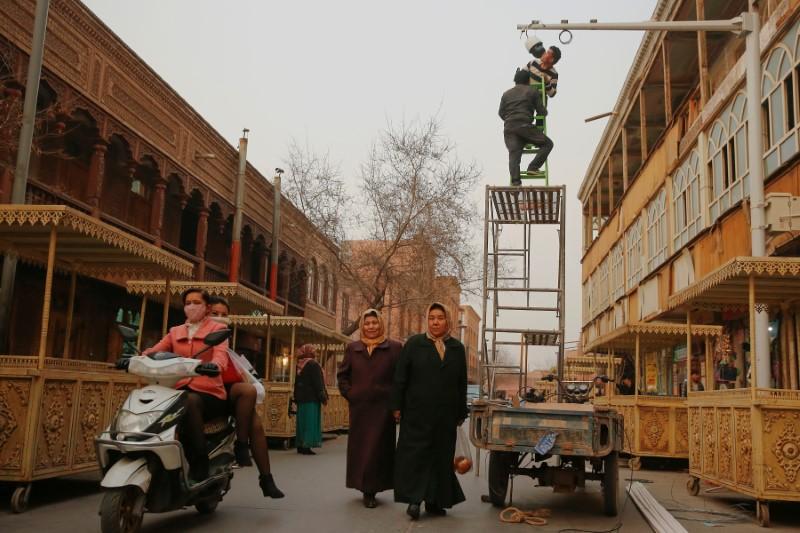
[0,205,194,512]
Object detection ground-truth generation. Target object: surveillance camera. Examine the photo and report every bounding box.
[274,167,285,174]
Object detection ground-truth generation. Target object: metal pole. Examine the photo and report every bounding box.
[229,129,249,282]
[0,0,51,352]
[136,296,147,351]
[479,186,490,399]
[557,186,566,386]
[516,18,745,33]
[269,168,283,301]
[742,5,771,388]
[162,276,170,337]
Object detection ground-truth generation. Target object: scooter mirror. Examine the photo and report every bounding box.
[204,328,231,346]
[117,324,138,343]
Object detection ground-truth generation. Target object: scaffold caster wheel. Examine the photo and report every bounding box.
[686,476,700,496]
[628,456,641,471]
[756,500,770,527]
[10,484,31,513]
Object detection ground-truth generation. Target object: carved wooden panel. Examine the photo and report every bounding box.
[762,409,800,493]
[675,408,689,454]
[717,409,734,482]
[734,408,753,487]
[263,391,291,435]
[72,381,108,467]
[34,380,77,472]
[620,406,635,454]
[689,407,702,470]
[702,408,717,475]
[0,377,32,475]
[639,407,670,453]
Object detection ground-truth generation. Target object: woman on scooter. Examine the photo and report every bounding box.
[208,296,285,498]
[144,288,230,483]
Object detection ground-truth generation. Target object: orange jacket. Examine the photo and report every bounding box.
[144,318,229,400]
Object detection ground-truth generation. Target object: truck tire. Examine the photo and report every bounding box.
[100,487,145,533]
[488,451,517,507]
[602,452,619,517]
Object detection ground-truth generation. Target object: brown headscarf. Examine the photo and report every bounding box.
[296,344,316,373]
[359,308,386,356]
[425,302,451,360]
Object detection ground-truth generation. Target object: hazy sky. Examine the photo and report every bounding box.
[81,0,658,364]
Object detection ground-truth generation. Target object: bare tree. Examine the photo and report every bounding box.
[338,115,480,334]
[282,138,349,244]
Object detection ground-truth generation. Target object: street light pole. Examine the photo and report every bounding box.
[0,0,51,352]
[518,6,769,387]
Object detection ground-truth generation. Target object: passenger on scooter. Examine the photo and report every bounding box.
[144,288,230,483]
[208,296,285,498]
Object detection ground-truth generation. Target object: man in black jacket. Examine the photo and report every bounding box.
[499,69,554,186]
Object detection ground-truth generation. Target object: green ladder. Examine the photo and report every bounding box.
[515,78,549,186]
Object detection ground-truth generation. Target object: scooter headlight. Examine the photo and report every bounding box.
[113,409,164,434]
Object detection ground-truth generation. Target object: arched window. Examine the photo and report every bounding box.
[306,259,316,303]
[673,150,703,247]
[646,188,667,273]
[625,216,643,290]
[319,265,328,307]
[707,93,748,222]
[762,45,796,175]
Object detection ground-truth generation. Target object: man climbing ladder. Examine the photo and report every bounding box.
[498,69,553,186]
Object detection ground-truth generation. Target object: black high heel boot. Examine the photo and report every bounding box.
[259,474,285,498]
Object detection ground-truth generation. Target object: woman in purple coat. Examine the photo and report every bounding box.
[337,309,402,508]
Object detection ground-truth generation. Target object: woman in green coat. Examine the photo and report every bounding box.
[392,302,468,520]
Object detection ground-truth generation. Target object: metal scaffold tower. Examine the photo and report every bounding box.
[479,185,566,400]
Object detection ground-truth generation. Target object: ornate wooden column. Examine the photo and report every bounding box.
[149,177,167,245]
[195,206,209,280]
[86,143,106,216]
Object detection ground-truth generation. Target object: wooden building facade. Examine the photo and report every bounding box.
[579,0,800,521]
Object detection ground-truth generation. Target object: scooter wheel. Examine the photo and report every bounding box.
[100,487,145,533]
[195,499,219,514]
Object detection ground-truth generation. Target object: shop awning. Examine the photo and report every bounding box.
[667,256,800,311]
[126,280,283,315]
[229,314,350,347]
[584,322,723,353]
[0,204,193,279]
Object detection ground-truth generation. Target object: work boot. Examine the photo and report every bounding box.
[511,179,522,186]
[234,440,253,467]
[406,503,421,520]
[259,474,285,498]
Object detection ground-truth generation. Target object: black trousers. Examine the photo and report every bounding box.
[179,389,227,473]
[503,123,554,182]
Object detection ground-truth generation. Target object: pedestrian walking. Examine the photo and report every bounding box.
[337,309,402,508]
[392,302,469,520]
[293,344,328,455]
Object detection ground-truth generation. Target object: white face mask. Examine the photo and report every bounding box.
[209,316,232,326]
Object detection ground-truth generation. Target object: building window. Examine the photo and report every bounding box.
[626,216,643,290]
[596,257,609,314]
[587,273,595,320]
[673,150,703,248]
[328,275,336,312]
[340,293,350,331]
[582,281,590,326]
[708,93,749,222]
[762,45,797,175]
[319,266,327,307]
[646,188,667,273]
[610,241,624,301]
[306,260,316,303]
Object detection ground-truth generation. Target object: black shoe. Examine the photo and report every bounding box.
[511,179,522,186]
[406,503,421,520]
[234,440,253,467]
[363,493,377,508]
[259,474,285,498]
[425,502,446,516]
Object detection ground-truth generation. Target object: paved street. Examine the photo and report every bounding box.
[1,433,799,533]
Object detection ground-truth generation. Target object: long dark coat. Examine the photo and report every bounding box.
[337,339,402,494]
[391,334,468,508]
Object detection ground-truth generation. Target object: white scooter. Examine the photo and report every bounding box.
[95,325,235,533]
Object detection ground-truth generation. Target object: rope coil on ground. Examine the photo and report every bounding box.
[500,506,551,526]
